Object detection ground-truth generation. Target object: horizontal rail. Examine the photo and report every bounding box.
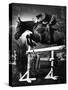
[26,45,65,54]
[40,57,49,61]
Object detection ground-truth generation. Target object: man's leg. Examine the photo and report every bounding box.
[50,27,54,44]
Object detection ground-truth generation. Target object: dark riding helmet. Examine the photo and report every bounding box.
[36,14,42,19]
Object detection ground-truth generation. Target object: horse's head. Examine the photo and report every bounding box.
[15,17,35,40]
[14,17,25,40]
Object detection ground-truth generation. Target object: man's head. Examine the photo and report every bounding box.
[32,13,45,23]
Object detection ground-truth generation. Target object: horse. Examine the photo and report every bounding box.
[15,17,65,46]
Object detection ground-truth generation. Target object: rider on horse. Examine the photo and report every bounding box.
[32,13,57,44]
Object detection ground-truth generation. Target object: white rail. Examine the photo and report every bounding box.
[26,45,65,54]
[19,45,65,83]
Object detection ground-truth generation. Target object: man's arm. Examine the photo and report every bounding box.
[49,15,57,25]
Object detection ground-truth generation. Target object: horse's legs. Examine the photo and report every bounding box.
[26,34,37,47]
